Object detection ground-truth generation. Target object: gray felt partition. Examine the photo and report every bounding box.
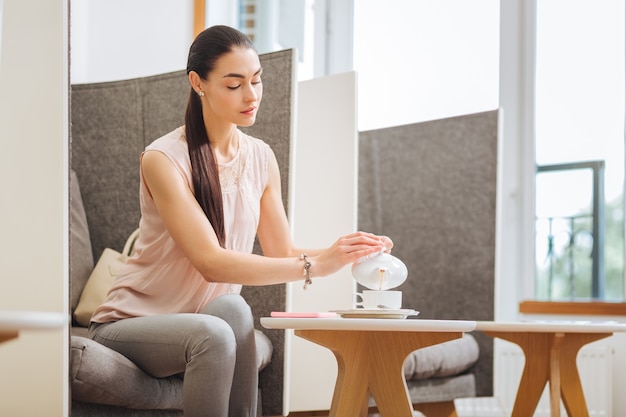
[70,48,295,416]
[358,110,498,397]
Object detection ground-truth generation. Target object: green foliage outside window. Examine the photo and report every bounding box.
[536,198,624,301]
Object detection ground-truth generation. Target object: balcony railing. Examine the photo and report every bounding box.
[536,160,605,300]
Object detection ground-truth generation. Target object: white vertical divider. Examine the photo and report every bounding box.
[285,71,359,413]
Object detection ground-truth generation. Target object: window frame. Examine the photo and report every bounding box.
[514,0,626,315]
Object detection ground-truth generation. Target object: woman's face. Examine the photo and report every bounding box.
[201,46,263,127]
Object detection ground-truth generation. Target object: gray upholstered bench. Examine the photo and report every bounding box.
[69,50,296,417]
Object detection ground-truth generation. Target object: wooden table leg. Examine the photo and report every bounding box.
[297,329,462,417]
[559,333,611,417]
[484,331,613,417]
[297,330,370,417]
[0,331,18,344]
[549,333,564,417]
[483,331,552,417]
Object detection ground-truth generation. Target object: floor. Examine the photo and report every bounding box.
[454,397,507,417]
[278,397,507,417]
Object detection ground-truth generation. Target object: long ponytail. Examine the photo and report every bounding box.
[184,26,256,248]
[184,91,226,247]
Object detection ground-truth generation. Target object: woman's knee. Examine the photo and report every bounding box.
[186,315,237,360]
[203,294,253,326]
[208,293,250,312]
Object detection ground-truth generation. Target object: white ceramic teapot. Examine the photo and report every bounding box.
[351,250,408,290]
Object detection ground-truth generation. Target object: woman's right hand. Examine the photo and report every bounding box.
[312,231,388,277]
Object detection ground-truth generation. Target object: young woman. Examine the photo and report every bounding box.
[89,25,392,417]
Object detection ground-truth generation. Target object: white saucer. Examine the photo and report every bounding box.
[330,309,419,319]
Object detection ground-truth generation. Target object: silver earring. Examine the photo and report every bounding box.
[197,91,204,97]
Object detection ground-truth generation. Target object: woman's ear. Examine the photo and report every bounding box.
[188,71,203,94]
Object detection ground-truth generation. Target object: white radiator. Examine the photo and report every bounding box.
[493,340,613,417]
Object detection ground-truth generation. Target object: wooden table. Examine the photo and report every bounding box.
[261,317,476,417]
[476,321,626,417]
[0,311,66,344]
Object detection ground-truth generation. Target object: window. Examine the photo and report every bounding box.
[353,0,500,131]
[534,0,625,301]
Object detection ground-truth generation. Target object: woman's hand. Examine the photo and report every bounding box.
[311,231,393,277]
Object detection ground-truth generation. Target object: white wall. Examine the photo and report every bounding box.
[0,0,68,416]
[70,0,194,83]
[352,0,500,131]
[69,0,318,85]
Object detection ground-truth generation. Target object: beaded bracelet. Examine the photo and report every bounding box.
[300,253,312,290]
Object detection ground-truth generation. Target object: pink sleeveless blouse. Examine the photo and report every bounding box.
[91,126,271,322]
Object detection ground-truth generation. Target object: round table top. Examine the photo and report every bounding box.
[261,317,476,332]
[0,311,67,332]
[476,320,626,333]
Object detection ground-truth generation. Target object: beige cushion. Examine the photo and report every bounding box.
[73,228,140,326]
[73,248,126,326]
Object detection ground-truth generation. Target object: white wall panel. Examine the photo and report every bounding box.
[286,71,358,413]
[0,0,68,416]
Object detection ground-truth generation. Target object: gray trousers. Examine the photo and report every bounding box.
[89,294,258,417]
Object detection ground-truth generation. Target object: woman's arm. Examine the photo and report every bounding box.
[141,150,385,285]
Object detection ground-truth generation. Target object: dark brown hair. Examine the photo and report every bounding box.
[185,25,256,247]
